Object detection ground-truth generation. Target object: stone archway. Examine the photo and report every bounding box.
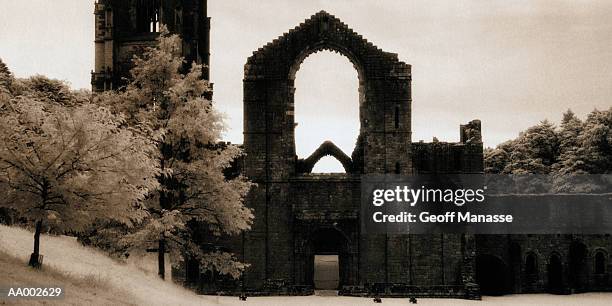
[243,10,413,181]
[476,254,511,295]
[294,221,359,290]
[548,253,564,293]
[310,228,346,289]
[297,141,354,174]
[569,241,588,291]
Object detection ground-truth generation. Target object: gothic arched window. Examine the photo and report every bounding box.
[595,251,606,274]
[525,253,538,275]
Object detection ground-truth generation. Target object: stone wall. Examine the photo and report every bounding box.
[92,0,210,92]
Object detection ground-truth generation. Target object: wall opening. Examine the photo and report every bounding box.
[294,50,360,173]
[476,254,511,295]
[150,11,160,33]
[569,241,588,290]
[548,254,563,293]
[309,227,347,290]
[312,155,346,174]
[134,0,161,33]
[595,251,606,274]
[525,253,538,275]
[394,105,400,129]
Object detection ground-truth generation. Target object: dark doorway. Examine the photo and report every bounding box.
[525,253,538,275]
[548,254,564,293]
[595,251,606,275]
[309,227,347,290]
[476,254,511,295]
[569,241,588,291]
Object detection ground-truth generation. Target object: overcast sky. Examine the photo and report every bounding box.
[1,0,611,172]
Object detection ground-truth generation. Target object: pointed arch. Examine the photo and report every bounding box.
[297,141,353,173]
[594,250,607,274]
[243,10,412,179]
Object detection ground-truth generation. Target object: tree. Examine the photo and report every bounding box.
[0,58,13,109]
[0,68,160,267]
[484,140,514,174]
[553,110,585,173]
[579,108,612,173]
[485,120,559,174]
[551,110,590,191]
[96,29,254,279]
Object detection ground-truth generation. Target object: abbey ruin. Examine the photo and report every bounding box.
[93,0,612,299]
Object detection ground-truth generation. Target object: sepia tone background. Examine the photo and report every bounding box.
[1,0,611,172]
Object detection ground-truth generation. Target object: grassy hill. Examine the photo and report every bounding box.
[0,224,214,305]
[0,250,137,305]
[2,224,612,306]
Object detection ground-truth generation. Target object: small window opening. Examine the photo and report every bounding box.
[150,11,160,32]
[394,105,400,129]
[595,252,606,274]
[526,253,538,274]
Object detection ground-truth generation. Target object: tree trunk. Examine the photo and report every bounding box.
[28,219,43,268]
[158,238,166,280]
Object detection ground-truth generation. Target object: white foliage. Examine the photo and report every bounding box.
[96,28,254,278]
[0,74,160,233]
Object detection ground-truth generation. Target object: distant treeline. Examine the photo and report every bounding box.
[485,108,612,175]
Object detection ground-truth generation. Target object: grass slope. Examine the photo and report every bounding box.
[2,224,612,306]
[0,250,136,305]
[0,224,213,305]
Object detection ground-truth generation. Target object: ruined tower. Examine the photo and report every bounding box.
[92,0,210,92]
[213,11,485,297]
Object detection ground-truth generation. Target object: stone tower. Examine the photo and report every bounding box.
[91,0,210,92]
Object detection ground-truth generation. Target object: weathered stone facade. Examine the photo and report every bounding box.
[223,11,612,298]
[92,2,612,298]
[92,0,210,92]
[231,11,483,298]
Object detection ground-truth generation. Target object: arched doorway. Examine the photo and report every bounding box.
[307,227,349,290]
[524,252,539,291]
[548,253,564,293]
[569,241,588,291]
[476,254,511,295]
[595,251,606,275]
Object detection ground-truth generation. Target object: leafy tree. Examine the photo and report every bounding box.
[484,140,513,174]
[489,120,559,174]
[96,29,254,279]
[579,108,612,173]
[0,66,160,267]
[0,58,13,109]
[550,110,591,191]
[559,110,583,148]
[0,58,11,85]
